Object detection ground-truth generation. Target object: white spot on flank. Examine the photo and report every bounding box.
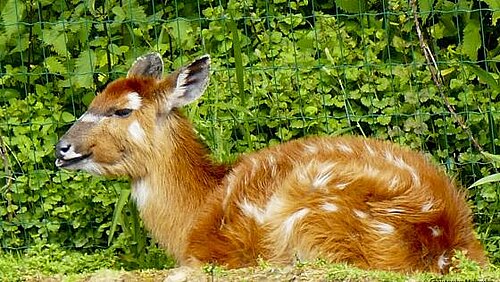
[249,157,260,176]
[267,155,278,176]
[438,253,449,270]
[364,164,379,178]
[364,140,375,156]
[126,92,142,110]
[429,226,442,237]
[336,142,353,153]
[283,208,310,239]
[264,195,287,218]
[297,162,314,183]
[372,221,395,234]
[321,202,339,212]
[222,173,237,209]
[386,208,405,214]
[312,162,336,188]
[422,201,434,212]
[388,176,400,190]
[353,209,368,219]
[384,151,421,186]
[240,198,265,224]
[304,144,319,154]
[132,179,150,210]
[128,120,146,142]
[335,182,349,190]
[79,112,103,123]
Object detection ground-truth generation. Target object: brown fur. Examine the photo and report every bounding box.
[56,55,487,273]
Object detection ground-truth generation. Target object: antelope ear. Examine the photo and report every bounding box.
[165,55,210,110]
[127,53,164,79]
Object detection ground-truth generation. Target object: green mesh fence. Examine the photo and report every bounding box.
[0,0,499,263]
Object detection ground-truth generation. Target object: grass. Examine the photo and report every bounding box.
[1,244,499,281]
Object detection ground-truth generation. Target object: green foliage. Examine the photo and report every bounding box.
[0,241,174,280]
[334,0,368,13]
[0,242,117,281]
[0,0,499,268]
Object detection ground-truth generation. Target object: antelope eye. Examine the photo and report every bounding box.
[114,109,133,117]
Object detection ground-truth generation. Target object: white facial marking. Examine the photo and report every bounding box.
[429,225,442,237]
[283,208,310,239]
[321,202,339,212]
[132,179,150,210]
[60,145,83,160]
[126,92,142,110]
[79,112,103,123]
[240,198,265,224]
[372,221,395,234]
[438,253,449,270]
[354,209,368,219]
[128,120,146,142]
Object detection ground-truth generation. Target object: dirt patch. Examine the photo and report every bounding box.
[24,264,368,282]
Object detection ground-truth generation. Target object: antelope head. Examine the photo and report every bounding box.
[55,53,211,178]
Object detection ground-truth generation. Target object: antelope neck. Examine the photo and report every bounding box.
[130,112,226,259]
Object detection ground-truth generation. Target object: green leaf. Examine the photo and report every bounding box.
[469,173,500,188]
[418,0,435,24]
[483,0,500,26]
[61,112,75,123]
[1,0,26,39]
[0,88,20,99]
[108,188,130,246]
[74,50,97,89]
[461,18,481,61]
[44,57,66,75]
[42,29,68,56]
[482,152,500,165]
[230,26,245,101]
[82,92,95,106]
[466,64,500,92]
[334,0,367,13]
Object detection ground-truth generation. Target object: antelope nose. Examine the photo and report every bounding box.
[55,140,71,159]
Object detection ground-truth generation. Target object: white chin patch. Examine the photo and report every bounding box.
[58,158,103,175]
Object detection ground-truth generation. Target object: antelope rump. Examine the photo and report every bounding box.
[55,53,487,273]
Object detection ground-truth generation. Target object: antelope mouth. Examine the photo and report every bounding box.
[55,154,91,168]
